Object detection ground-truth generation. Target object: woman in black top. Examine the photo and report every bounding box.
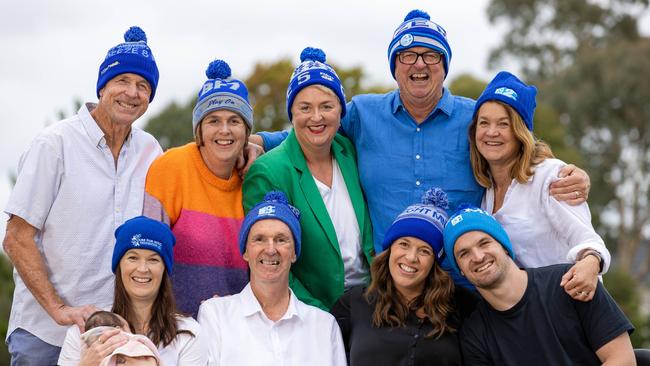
[331,188,478,366]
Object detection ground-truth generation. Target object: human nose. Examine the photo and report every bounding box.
[124,82,138,98]
[469,247,485,263]
[405,247,418,262]
[310,108,324,121]
[263,239,278,253]
[136,259,149,272]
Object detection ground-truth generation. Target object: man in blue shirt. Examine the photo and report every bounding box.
[250,10,589,255]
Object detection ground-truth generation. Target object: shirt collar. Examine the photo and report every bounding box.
[79,102,133,148]
[392,87,454,119]
[239,283,302,322]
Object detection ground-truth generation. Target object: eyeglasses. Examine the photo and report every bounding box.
[397,51,443,65]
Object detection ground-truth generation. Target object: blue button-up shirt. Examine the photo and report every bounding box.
[260,88,484,253]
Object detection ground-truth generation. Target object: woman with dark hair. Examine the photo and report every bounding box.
[331,188,477,365]
[468,71,610,301]
[58,216,208,366]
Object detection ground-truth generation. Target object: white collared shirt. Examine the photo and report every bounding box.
[313,158,368,288]
[4,103,162,346]
[197,283,346,366]
[482,158,611,272]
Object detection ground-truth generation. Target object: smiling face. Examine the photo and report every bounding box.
[388,236,435,301]
[96,73,151,127]
[197,109,248,170]
[243,219,296,285]
[394,46,445,107]
[453,230,512,290]
[290,85,341,155]
[119,249,165,303]
[475,101,522,168]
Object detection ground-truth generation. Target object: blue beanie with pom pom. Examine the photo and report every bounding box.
[381,187,450,260]
[239,191,302,258]
[192,59,253,135]
[388,10,452,79]
[286,47,346,122]
[443,204,515,275]
[97,26,159,102]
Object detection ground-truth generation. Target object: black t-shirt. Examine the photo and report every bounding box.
[330,285,478,366]
[461,264,634,366]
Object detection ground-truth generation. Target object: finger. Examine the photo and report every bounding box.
[560,269,574,287]
[236,153,245,171]
[557,164,576,178]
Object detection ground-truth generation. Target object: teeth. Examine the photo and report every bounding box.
[260,259,280,265]
[215,140,234,145]
[117,101,136,109]
[485,142,502,146]
[132,277,151,283]
[308,125,325,132]
[410,73,428,80]
[476,262,492,272]
[399,263,417,273]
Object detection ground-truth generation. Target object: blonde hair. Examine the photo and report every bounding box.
[469,101,554,188]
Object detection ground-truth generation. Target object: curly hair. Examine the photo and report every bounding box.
[365,247,456,339]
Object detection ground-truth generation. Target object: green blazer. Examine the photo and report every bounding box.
[243,130,374,310]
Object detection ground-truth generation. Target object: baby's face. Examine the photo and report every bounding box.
[115,355,157,365]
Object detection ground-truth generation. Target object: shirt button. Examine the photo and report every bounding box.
[415,154,421,160]
[416,127,421,132]
[416,181,421,186]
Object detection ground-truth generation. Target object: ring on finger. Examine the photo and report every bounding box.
[574,191,580,199]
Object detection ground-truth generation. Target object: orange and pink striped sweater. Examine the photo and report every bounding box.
[144,143,247,316]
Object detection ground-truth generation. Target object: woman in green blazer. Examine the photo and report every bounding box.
[243,47,374,310]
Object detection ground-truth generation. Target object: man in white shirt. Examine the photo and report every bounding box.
[3,26,162,365]
[198,191,346,366]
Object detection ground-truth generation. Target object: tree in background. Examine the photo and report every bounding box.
[487,0,650,347]
[486,0,648,80]
[144,59,392,150]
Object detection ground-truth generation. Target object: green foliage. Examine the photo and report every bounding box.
[604,269,649,347]
[545,39,650,275]
[486,0,648,80]
[449,73,486,100]
[145,100,195,150]
[144,58,392,147]
[0,255,14,364]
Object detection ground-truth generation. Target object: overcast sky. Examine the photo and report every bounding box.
[1,0,648,240]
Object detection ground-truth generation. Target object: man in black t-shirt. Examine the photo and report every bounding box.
[442,206,635,366]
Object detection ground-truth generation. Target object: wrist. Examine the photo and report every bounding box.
[579,250,603,273]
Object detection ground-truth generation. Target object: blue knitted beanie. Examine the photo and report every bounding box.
[443,204,515,275]
[112,216,176,274]
[239,191,302,258]
[286,47,346,122]
[97,26,159,102]
[382,187,449,260]
[474,71,537,131]
[388,10,452,79]
[192,59,253,135]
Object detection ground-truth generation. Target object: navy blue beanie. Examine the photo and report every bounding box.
[474,71,537,131]
[112,216,176,274]
[443,204,515,275]
[286,47,346,122]
[192,59,253,135]
[97,26,159,102]
[382,187,449,260]
[239,191,302,257]
[388,10,452,79]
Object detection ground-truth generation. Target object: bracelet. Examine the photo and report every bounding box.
[580,250,603,273]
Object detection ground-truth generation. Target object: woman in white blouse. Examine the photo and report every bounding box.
[468,71,610,301]
[57,216,208,365]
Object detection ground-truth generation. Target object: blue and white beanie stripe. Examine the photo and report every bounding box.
[388,10,452,79]
[192,60,253,134]
[286,47,346,122]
